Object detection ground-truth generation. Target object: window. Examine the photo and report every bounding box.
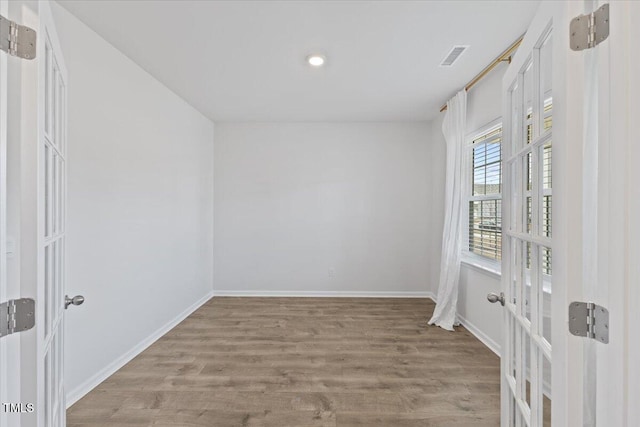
[468,124,503,261]
[464,100,552,272]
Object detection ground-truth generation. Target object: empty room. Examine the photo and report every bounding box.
[0,0,638,426]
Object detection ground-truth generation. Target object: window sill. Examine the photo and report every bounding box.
[460,253,502,278]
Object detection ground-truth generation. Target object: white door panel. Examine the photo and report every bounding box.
[37,2,67,425]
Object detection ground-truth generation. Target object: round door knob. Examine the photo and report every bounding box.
[487,292,505,306]
[65,295,85,309]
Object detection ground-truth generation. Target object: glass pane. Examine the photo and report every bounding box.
[525,196,532,233]
[57,156,63,233]
[469,200,502,260]
[510,316,517,380]
[524,242,532,322]
[543,98,553,132]
[523,61,534,144]
[45,145,51,237]
[473,166,486,195]
[52,68,58,147]
[542,355,552,426]
[523,153,532,234]
[542,246,552,276]
[542,142,552,240]
[44,245,50,337]
[52,154,58,235]
[526,152,533,191]
[45,42,52,136]
[52,338,58,409]
[51,241,57,319]
[472,129,502,197]
[56,74,64,150]
[486,162,501,194]
[525,336,532,410]
[542,196,552,238]
[511,83,520,152]
[541,246,552,346]
[60,85,67,154]
[542,143,552,190]
[540,33,553,133]
[61,239,66,302]
[510,162,518,231]
[54,240,60,314]
[45,352,50,427]
[510,238,519,305]
[58,325,64,389]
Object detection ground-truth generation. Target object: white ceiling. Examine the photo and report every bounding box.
[57,0,540,122]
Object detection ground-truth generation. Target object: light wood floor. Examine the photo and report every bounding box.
[67,298,500,426]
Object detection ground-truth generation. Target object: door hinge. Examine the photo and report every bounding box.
[569,301,609,343]
[0,298,35,339]
[570,3,610,51]
[0,14,37,60]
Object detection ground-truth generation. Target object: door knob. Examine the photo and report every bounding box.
[487,292,505,306]
[65,295,85,309]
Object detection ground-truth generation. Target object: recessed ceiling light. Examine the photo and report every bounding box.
[306,54,326,67]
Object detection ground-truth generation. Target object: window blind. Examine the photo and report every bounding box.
[468,126,502,260]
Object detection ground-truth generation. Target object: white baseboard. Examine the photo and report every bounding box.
[424,293,500,357]
[456,313,501,357]
[213,290,434,298]
[65,291,214,408]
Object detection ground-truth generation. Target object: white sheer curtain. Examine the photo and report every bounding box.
[429,89,467,331]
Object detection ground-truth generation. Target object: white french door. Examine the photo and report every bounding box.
[2,2,72,425]
[37,2,67,426]
[502,1,638,426]
[560,1,637,426]
[501,3,553,426]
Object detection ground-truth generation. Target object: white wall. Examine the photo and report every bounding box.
[51,4,215,404]
[458,63,506,354]
[214,122,439,296]
[430,63,506,354]
[427,117,446,296]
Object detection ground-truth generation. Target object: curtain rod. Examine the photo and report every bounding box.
[439,35,524,112]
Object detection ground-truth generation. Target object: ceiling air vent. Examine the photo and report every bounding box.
[440,45,469,67]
